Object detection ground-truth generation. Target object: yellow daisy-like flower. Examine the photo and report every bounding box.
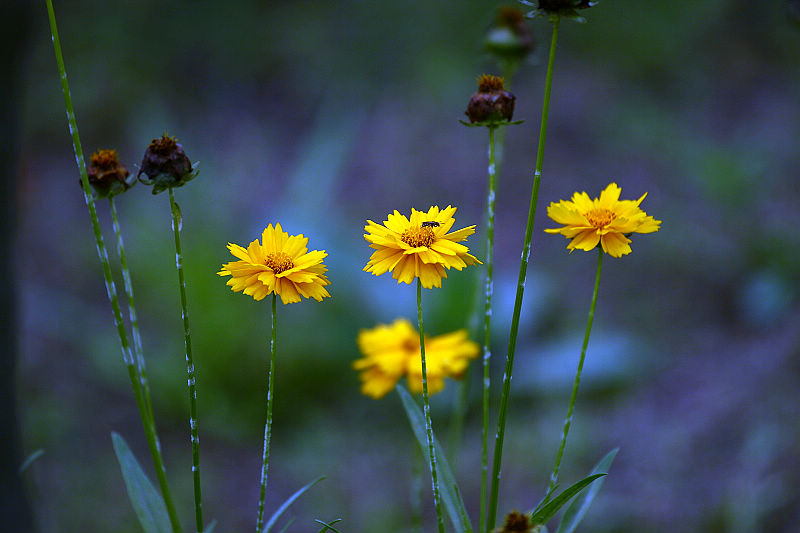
[545,182,661,258]
[218,223,331,304]
[363,205,481,288]
[353,319,479,399]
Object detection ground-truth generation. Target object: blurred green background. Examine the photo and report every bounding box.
[9,0,800,531]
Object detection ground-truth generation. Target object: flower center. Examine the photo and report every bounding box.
[264,251,293,273]
[585,208,617,228]
[401,226,436,248]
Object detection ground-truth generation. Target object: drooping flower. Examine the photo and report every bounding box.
[218,223,330,304]
[545,182,661,257]
[353,319,479,399]
[363,205,481,288]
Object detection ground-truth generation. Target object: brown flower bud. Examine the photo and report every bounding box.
[137,133,197,194]
[485,7,535,63]
[85,149,135,198]
[494,510,537,532]
[465,74,516,124]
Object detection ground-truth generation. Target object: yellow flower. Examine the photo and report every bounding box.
[545,182,661,258]
[353,319,479,399]
[363,205,481,288]
[218,223,331,304]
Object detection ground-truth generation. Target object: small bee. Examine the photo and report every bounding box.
[421,221,440,227]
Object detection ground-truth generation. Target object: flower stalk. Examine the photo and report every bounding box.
[417,279,445,533]
[488,15,561,531]
[168,186,203,532]
[548,248,603,493]
[45,1,181,530]
[479,125,498,533]
[256,294,278,531]
[109,197,180,527]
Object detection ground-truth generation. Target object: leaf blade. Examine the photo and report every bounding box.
[111,432,171,533]
[556,448,618,533]
[262,476,325,533]
[397,385,473,533]
[530,474,606,525]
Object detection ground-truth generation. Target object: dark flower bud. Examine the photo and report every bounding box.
[137,133,198,195]
[524,0,598,22]
[485,7,535,64]
[85,149,135,198]
[493,510,537,532]
[465,74,516,125]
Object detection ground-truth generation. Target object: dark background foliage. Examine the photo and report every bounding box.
[9,0,800,531]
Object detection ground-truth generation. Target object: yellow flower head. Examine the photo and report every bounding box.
[545,182,661,258]
[353,319,479,399]
[363,205,481,288]
[218,223,331,304]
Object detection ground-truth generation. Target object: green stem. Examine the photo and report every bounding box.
[110,197,181,529]
[417,280,445,533]
[487,16,560,531]
[479,126,498,533]
[45,2,181,531]
[548,248,603,492]
[256,294,277,532]
[169,186,203,532]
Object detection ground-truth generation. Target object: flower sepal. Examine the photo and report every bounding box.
[521,0,598,22]
[459,118,524,129]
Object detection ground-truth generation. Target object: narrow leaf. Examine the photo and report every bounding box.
[530,474,606,525]
[203,519,218,533]
[315,518,343,532]
[262,476,325,533]
[19,449,45,473]
[397,385,473,533]
[556,448,618,533]
[533,484,560,514]
[111,432,171,533]
[276,518,296,533]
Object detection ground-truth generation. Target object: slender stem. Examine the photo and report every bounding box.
[45,2,181,531]
[169,186,203,532]
[487,16,560,531]
[256,294,277,532]
[417,280,445,533]
[479,126,498,533]
[410,439,424,533]
[110,197,181,529]
[548,249,603,492]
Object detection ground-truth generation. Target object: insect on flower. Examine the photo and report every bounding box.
[421,221,440,227]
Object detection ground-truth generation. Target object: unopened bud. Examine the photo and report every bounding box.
[485,7,534,63]
[465,74,516,125]
[85,149,135,198]
[137,134,197,195]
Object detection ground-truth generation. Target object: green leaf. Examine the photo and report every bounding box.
[276,518,295,533]
[556,449,618,533]
[110,432,171,533]
[397,385,473,533]
[315,518,343,532]
[203,520,218,533]
[19,449,45,473]
[262,476,325,533]
[530,474,606,525]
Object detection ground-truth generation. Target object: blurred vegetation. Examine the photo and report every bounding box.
[14,0,800,531]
